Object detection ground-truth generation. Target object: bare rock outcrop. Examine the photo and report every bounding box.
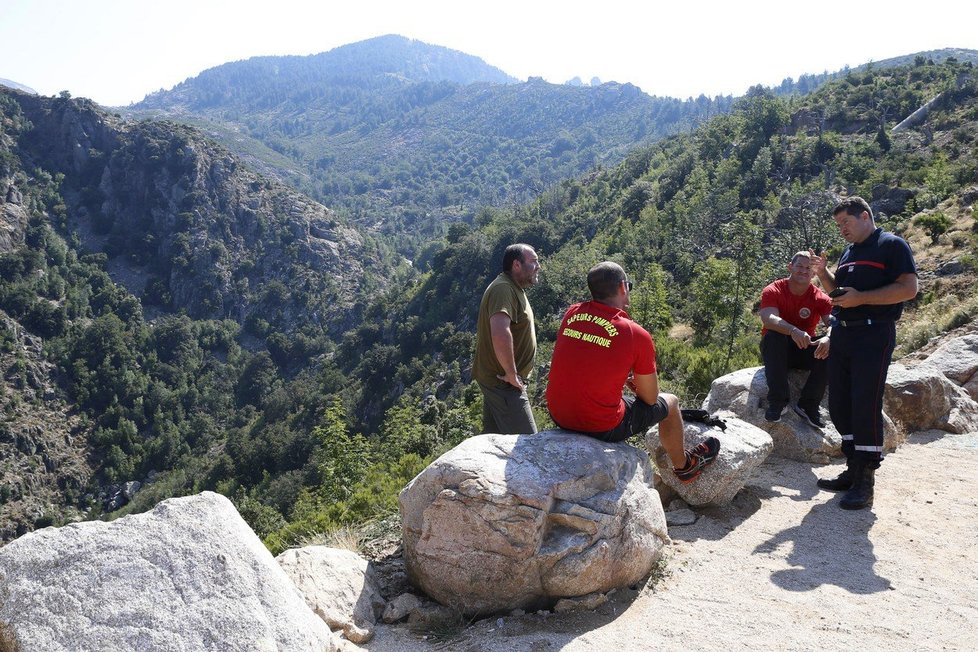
[922,333,978,400]
[702,367,842,462]
[398,432,669,616]
[0,492,337,652]
[884,363,978,434]
[277,546,385,644]
[702,366,906,461]
[646,412,773,506]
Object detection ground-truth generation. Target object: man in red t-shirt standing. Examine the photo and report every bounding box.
[759,251,833,426]
[546,262,719,483]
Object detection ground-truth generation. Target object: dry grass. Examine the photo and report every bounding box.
[897,292,978,357]
[297,525,364,552]
[296,513,403,557]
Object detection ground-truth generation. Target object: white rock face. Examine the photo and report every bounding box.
[0,491,337,652]
[885,363,978,434]
[646,413,773,507]
[277,546,385,644]
[399,432,669,616]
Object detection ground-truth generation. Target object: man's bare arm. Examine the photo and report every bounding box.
[760,307,811,349]
[630,372,660,406]
[489,312,523,389]
[832,273,918,308]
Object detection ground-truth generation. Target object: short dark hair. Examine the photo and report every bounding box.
[833,196,873,220]
[587,261,626,301]
[502,243,534,273]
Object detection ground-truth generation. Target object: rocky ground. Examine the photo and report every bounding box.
[363,429,978,651]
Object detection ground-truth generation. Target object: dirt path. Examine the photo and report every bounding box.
[366,430,978,651]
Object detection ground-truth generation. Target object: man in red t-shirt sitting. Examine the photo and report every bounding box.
[759,251,833,426]
[546,262,719,483]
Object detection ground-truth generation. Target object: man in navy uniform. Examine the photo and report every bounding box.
[812,197,918,510]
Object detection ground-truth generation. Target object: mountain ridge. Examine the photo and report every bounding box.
[127,36,735,248]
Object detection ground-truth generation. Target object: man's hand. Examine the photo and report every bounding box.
[814,336,831,359]
[497,370,525,391]
[831,287,861,308]
[790,328,812,349]
[809,249,828,275]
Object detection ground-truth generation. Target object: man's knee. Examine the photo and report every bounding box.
[660,393,680,418]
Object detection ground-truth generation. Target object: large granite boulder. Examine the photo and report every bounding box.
[703,366,842,463]
[703,366,906,461]
[924,334,978,399]
[277,546,385,644]
[398,432,669,616]
[884,363,978,434]
[0,492,337,652]
[646,412,773,506]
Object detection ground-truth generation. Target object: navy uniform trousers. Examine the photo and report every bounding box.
[828,321,896,469]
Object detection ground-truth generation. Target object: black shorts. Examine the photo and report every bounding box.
[583,394,670,443]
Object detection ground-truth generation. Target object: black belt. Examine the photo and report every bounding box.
[833,317,892,327]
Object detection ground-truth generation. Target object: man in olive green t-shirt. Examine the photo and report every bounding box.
[473,243,541,434]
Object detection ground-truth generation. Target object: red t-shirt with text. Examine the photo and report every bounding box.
[546,301,656,432]
[759,278,832,336]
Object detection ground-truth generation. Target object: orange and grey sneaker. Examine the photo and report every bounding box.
[674,437,721,483]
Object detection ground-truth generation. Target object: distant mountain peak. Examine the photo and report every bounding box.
[134,34,518,110]
[311,33,519,85]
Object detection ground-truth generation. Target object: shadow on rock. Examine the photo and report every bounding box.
[753,502,890,594]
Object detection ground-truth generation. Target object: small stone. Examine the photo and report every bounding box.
[381,593,422,623]
[665,508,698,526]
[343,623,373,644]
[554,591,608,613]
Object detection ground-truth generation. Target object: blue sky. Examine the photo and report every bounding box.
[2,0,976,107]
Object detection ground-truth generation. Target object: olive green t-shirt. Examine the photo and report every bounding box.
[473,273,536,386]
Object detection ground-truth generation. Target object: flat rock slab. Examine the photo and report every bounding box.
[0,491,336,652]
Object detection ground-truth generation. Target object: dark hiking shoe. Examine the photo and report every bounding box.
[840,465,876,510]
[792,403,825,428]
[764,405,783,422]
[817,465,855,491]
[674,437,721,484]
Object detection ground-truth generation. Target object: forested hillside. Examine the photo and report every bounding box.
[2,54,977,554]
[0,88,405,538]
[129,35,735,252]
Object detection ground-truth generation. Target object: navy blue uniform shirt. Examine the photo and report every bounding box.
[834,228,917,322]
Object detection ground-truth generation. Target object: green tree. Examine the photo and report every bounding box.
[313,398,372,504]
[915,212,951,243]
[630,262,672,333]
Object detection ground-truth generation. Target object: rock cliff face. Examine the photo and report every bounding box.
[0,311,93,542]
[0,87,403,542]
[4,88,397,335]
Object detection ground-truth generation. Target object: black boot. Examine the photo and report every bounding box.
[840,464,875,510]
[817,462,854,492]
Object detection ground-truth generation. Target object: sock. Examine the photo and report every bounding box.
[674,453,692,472]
